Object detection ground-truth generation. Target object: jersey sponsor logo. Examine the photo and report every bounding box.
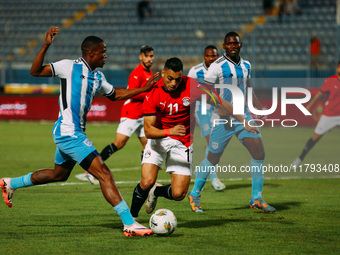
[160,102,166,106]
[182,97,190,106]
[134,76,138,79]
[83,138,93,147]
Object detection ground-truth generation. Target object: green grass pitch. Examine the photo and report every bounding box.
[0,121,339,254]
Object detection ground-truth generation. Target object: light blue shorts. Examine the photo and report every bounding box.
[209,115,261,154]
[53,131,98,166]
[195,107,213,138]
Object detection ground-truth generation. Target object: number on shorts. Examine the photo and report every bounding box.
[185,148,190,162]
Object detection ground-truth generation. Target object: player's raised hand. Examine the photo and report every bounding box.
[143,72,160,92]
[170,125,186,136]
[31,27,59,77]
[45,27,59,45]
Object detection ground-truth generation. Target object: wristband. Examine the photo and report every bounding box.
[163,129,171,137]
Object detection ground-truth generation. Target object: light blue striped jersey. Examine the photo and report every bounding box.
[187,62,207,83]
[187,62,213,111]
[51,58,115,136]
[204,53,251,114]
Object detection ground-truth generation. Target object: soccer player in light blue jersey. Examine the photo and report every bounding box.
[0,27,159,236]
[188,32,276,213]
[187,45,226,191]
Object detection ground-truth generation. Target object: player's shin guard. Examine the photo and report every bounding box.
[113,200,135,226]
[130,183,151,217]
[10,173,34,189]
[100,143,118,161]
[191,158,212,196]
[250,158,264,199]
[154,184,173,200]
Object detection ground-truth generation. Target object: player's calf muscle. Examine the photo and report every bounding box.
[32,169,68,183]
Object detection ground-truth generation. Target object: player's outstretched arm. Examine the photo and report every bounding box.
[144,115,186,139]
[305,91,324,111]
[208,96,259,134]
[31,27,59,77]
[114,72,159,101]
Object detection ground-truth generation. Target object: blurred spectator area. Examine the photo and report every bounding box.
[0,0,338,88]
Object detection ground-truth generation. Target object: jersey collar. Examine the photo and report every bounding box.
[203,62,209,71]
[81,58,95,73]
[139,63,151,73]
[223,53,241,66]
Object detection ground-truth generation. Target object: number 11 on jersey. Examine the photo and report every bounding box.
[167,103,178,115]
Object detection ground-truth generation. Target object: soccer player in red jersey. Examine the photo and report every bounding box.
[83,46,154,184]
[292,61,340,167]
[100,45,154,161]
[130,57,258,218]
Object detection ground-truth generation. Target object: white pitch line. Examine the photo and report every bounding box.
[48,179,172,186]
[75,166,141,184]
[52,171,340,187]
[111,166,141,172]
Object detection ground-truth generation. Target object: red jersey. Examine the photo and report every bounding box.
[120,64,153,119]
[320,75,340,116]
[143,76,204,147]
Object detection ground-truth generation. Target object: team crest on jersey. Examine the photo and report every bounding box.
[182,97,190,106]
[83,138,93,147]
[144,150,152,158]
[211,142,219,150]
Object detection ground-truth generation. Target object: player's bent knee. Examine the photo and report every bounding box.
[140,178,155,190]
[207,153,222,165]
[115,142,126,150]
[172,191,186,201]
[114,138,128,149]
[253,151,265,161]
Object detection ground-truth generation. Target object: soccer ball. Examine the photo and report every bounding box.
[149,209,177,236]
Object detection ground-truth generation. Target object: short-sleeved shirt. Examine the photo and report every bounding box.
[120,64,153,119]
[143,76,203,147]
[51,57,115,136]
[188,62,213,112]
[204,53,251,117]
[320,75,340,116]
